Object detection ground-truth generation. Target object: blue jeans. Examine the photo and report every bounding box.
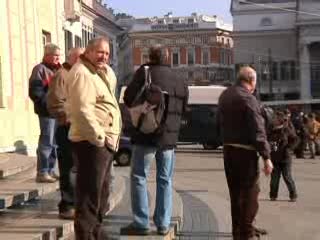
[37,116,57,174]
[130,145,175,229]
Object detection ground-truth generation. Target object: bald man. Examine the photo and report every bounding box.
[217,66,273,240]
[47,47,84,219]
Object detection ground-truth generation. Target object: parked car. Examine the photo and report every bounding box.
[114,136,132,166]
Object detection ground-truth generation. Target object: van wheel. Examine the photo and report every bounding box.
[202,143,219,150]
[115,150,131,166]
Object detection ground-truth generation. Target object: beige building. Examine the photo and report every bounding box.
[231,0,320,102]
[0,0,122,154]
[117,14,234,87]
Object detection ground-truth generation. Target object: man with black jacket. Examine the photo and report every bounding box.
[29,43,61,183]
[121,45,188,236]
[218,66,273,240]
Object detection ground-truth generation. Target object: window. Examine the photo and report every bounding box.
[172,51,179,66]
[187,48,195,65]
[42,30,51,48]
[64,30,73,55]
[220,49,226,65]
[188,71,194,81]
[173,19,180,24]
[272,62,278,81]
[142,53,149,64]
[75,36,82,47]
[290,61,296,81]
[280,61,290,81]
[202,49,209,65]
[109,40,114,64]
[188,18,195,23]
[260,17,272,26]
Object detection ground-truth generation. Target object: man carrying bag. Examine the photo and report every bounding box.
[121,45,189,236]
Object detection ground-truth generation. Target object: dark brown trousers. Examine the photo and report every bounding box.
[223,146,260,240]
[72,141,113,240]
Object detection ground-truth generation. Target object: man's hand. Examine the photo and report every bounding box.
[263,159,273,176]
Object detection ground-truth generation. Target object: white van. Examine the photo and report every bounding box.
[179,85,226,149]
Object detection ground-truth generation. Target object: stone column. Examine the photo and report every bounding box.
[300,43,311,100]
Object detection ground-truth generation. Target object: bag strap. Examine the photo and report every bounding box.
[132,66,151,105]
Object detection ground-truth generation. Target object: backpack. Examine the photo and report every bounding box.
[128,66,167,134]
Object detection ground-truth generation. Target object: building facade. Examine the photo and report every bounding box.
[231,0,320,101]
[0,0,122,153]
[117,14,234,87]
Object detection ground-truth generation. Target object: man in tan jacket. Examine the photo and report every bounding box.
[47,47,84,219]
[66,37,121,240]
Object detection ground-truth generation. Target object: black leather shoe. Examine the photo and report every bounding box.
[157,226,169,235]
[254,227,268,235]
[120,223,150,236]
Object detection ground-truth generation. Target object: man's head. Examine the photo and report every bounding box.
[67,47,84,66]
[149,45,169,65]
[43,43,61,65]
[84,37,110,69]
[237,66,257,94]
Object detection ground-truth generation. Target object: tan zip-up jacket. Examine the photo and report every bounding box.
[66,56,122,151]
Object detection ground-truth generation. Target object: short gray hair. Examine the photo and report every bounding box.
[86,37,110,52]
[237,66,256,84]
[44,43,60,55]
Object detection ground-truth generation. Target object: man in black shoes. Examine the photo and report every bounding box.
[218,66,273,240]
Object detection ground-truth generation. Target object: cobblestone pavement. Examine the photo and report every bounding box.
[173,149,320,240]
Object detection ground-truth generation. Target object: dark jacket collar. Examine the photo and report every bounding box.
[62,62,72,71]
[42,61,61,71]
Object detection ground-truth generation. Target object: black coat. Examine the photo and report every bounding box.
[124,63,188,149]
[269,122,298,162]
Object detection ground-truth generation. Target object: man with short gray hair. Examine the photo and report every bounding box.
[29,43,61,183]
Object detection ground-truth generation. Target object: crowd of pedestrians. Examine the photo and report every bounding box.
[28,37,318,240]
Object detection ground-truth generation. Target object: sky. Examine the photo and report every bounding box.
[105,0,233,24]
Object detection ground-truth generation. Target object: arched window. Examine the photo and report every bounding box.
[260,17,272,26]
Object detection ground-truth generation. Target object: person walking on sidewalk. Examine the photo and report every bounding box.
[269,111,298,202]
[121,45,189,236]
[66,37,121,240]
[47,47,84,219]
[217,66,273,240]
[29,43,61,183]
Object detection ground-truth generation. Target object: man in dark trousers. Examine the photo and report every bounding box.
[217,66,273,240]
[66,38,122,240]
[47,47,84,219]
[121,45,188,236]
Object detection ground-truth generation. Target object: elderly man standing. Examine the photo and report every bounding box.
[47,47,84,219]
[29,43,61,183]
[217,66,273,240]
[66,37,121,240]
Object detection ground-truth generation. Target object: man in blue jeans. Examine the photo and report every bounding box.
[122,45,189,236]
[29,43,61,183]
